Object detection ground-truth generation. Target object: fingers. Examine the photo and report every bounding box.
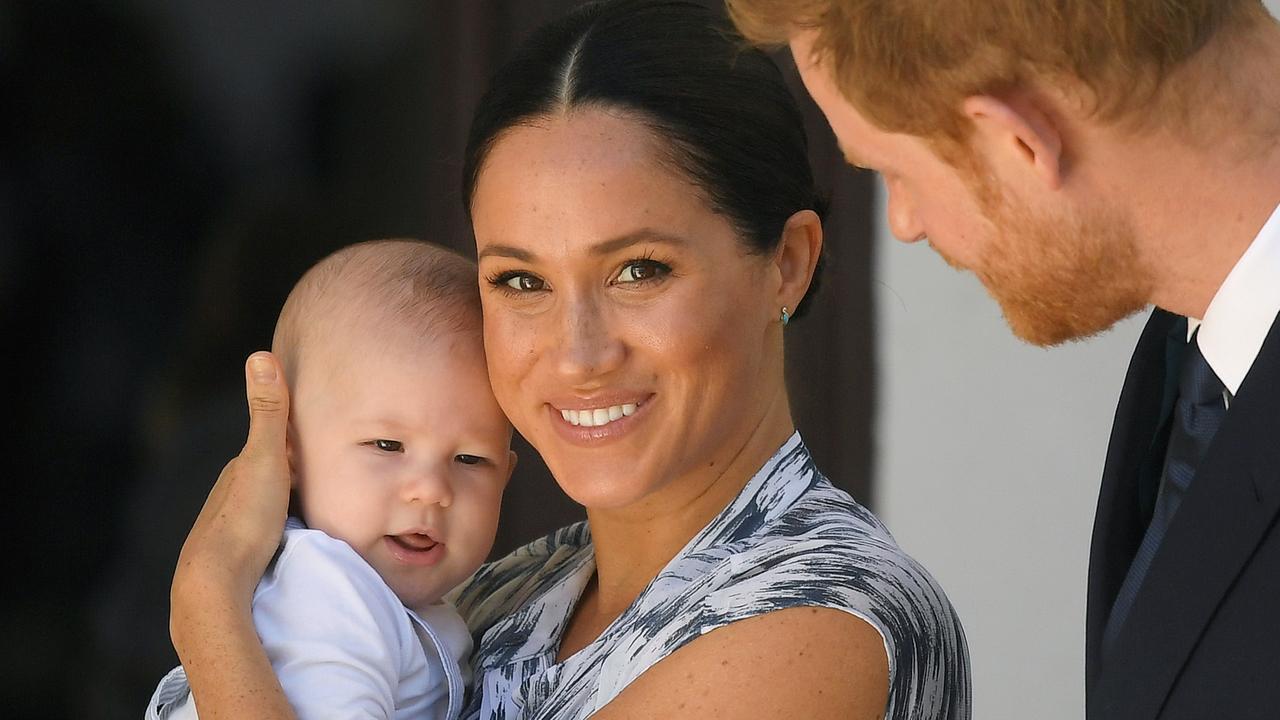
[242,351,290,464]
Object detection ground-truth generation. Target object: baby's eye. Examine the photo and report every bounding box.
[455,454,486,466]
[615,259,670,284]
[371,439,403,453]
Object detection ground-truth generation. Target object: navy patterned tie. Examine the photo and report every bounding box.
[1102,332,1227,656]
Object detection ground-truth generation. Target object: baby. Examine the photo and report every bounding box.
[148,239,515,719]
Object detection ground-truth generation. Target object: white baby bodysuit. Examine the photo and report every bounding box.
[147,519,472,720]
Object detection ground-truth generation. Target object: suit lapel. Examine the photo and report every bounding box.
[1089,312,1280,719]
[1086,309,1181,686]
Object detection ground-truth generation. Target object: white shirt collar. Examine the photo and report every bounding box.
[1186,201,1280,395]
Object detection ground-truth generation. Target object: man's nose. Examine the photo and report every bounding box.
[885,178,926,243]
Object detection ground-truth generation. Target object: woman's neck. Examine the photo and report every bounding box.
[583,388,796,619]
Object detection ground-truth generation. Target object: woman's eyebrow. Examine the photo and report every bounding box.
[477,244,535,262]
[590,229,687,256]
[477,230,687,263]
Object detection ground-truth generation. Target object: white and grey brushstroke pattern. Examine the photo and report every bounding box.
[453,433,971,719]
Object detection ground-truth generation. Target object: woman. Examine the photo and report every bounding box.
[168,1,970,718]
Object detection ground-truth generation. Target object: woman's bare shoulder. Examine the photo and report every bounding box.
[594,606,889,720]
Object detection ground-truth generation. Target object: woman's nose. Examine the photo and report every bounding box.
[555,294,625,381]
[885,178,926,243]
[401,466,453,508]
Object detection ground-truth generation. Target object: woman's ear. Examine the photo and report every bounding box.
[962,94,1064,190]
[504,450,519,488]
[773,209,823,314]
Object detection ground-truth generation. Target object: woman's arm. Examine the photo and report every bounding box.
[592,607,889,720]
[168,352,297,720]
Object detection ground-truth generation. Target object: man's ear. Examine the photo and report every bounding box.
[773,209,823,316]
[962,94,1064,190]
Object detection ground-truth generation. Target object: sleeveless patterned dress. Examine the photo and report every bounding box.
[452,433,971,719]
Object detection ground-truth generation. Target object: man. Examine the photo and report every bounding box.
[726,1,1280,718]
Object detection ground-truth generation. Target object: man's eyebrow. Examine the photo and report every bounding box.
[477,229,687,262]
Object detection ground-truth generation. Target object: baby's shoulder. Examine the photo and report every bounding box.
[264,526,384,588]
[254,527,411,643]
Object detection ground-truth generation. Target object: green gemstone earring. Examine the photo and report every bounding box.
[780,306,791,326]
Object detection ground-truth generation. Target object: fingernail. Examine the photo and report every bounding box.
[249,354,277,384]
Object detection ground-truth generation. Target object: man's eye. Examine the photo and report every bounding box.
[615,259,670,284]
[372,439,403,453]
[455,454,486,466]
[503,274,545,292]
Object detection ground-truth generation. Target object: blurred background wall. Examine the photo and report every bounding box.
[1,1,872,717]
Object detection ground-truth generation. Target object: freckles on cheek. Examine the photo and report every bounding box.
[483,315,537,410]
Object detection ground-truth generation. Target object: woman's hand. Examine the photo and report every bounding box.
[175,352,292,597]
[169,351,297,719]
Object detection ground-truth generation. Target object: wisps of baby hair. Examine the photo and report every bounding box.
[272,239,481,387]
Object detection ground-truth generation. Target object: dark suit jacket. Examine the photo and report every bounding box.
[1087,308,1280,719]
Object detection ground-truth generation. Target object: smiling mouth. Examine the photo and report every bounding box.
[558,402,640,427]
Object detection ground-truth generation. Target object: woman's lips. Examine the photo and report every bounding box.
[558,402,637,427]
[384,534,446,566]
[548,394,652,444]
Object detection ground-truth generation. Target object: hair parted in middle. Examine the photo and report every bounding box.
[462,0,828,318]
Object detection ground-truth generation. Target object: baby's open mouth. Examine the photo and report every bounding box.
[389,533,437,552]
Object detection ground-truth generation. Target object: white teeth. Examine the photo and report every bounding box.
[560,402,640,428]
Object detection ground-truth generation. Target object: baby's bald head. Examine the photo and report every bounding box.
[274,241,512,605]
[272,239,482,389]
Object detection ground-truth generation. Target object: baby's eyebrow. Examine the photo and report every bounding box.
[351,417,411,433]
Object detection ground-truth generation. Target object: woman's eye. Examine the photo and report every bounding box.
[615,259,670,284]
[371,439,403,453]
[455,454,486,466]
[503,274,545,292]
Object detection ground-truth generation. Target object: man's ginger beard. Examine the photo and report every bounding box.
[933,154,1153,347]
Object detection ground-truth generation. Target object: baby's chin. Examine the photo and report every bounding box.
[385,576,450,613]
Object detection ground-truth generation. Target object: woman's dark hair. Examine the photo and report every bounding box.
[462,0,826,317]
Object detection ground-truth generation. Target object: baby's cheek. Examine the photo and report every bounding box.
[464,496,503,563]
